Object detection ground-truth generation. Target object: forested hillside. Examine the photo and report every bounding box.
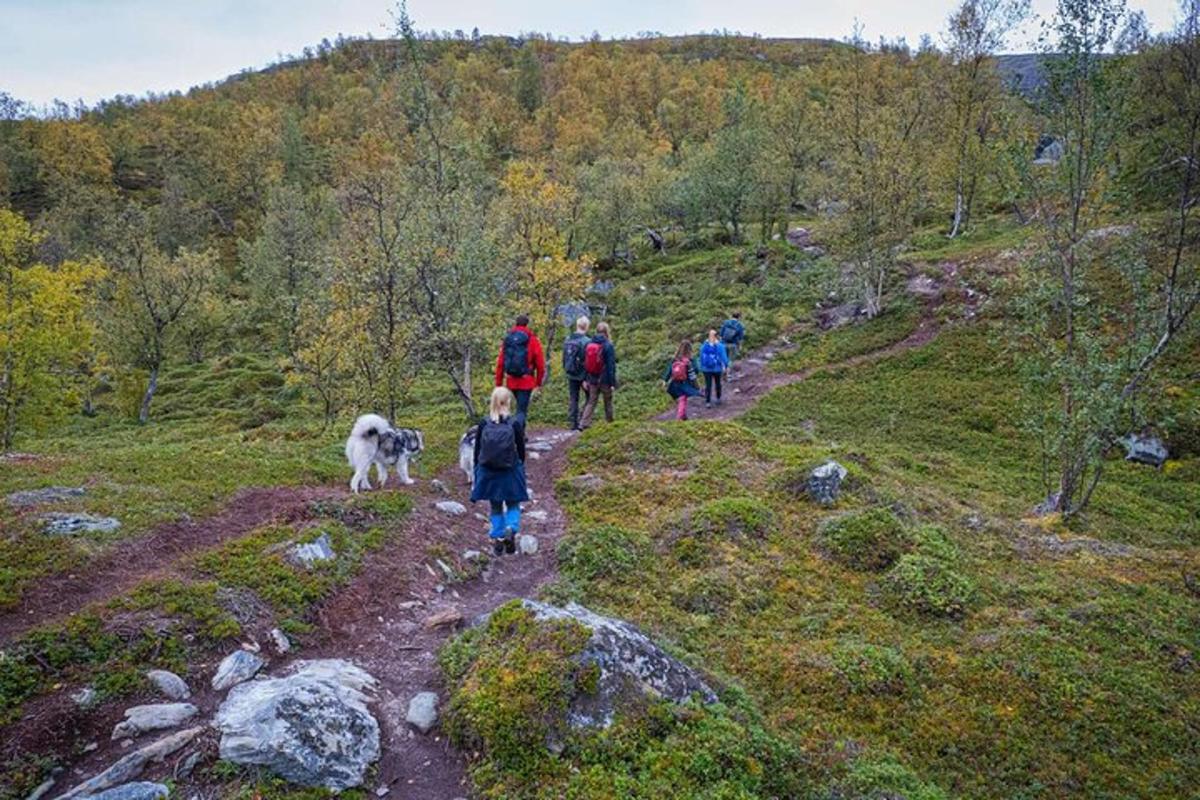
[1,0,1198,798]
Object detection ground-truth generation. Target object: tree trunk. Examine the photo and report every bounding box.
[139,363,159,424]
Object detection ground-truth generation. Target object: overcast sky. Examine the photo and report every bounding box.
[1,0,1183,108]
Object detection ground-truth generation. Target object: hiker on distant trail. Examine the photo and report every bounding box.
[699,328,730,408]
[662,339,701,421]
[580,321,618,430]
[494,314,545,423]
[719,312,746,375]
[471,386,528,556]
[562,315,591,430]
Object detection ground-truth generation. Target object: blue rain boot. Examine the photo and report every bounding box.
[503,505,521,554]
[489,514,506,555]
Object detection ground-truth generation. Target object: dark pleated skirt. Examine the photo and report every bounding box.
[470,461,530,503]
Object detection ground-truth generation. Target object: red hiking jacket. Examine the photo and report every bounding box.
[494,325,546,391]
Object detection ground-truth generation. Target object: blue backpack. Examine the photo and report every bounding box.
[699,342,723,372]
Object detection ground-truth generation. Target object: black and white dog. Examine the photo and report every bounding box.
[345,413,424,493]
[458,426,477,487]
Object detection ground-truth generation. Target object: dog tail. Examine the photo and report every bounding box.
[350,413,390,441]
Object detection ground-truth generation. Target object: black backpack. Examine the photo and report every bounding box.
[563,334,587,378]
[503,330,531,377]
[478,418,517,469]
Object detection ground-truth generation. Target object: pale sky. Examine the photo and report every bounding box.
[0,0,1183,108]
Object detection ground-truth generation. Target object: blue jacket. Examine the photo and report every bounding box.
[698,340,729,373]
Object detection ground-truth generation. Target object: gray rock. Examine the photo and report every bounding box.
[518,534,539,555]
[525,509,548,522]
[816,302,863,331]
[785,227,813,248]
[1121,434,1168,468]
[214,660,380,791]
[112,703,198,740]
[405,692,439,734]
[801,245,826,258]
[78,782,169,800]
[145,670,189,701]
[429,479,449,495]
[806,460,848,507]
[7,486,86,507]
[288,533,335,567]
[25,777,55,800]
[212,650,264,691]
[269,628,291,654]
[501,601,716,729]
[1033,135,1064,165]
[435,500,467,516]
[42,513,120,536]
[528,440,553,452]
[71,686,99,708]
[173,750,201,779]
[462,549,483,561]
[57,727,202,800]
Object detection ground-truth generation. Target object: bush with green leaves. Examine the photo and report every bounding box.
[910,523,959,563]
[690,496,774,539]
[558,524,650,585]
[818,508,910,571]
[842,754,950,800]
[883,554,976,618]
[831,641,915,696]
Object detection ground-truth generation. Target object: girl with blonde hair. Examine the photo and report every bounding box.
[470,386,529,555]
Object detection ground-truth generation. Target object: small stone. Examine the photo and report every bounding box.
[145,670,190,701]
[269,628,291,654]
[405,692,439,734]
[435,559,454,577]
[528,441,553,452]
[518,535,539,555]
[806,460,848,507]
[42,513,120,536]
[435,500,467,516]
[174,751,201,779]
[71,687,98,708]
[111,703,199,740]
[525,510,548,522]
[288,533,335,567]
[423,608,463,631]
[212,650,264,691]
[461,550,482,561]
[429,479,449,495]
[375,788,390,797]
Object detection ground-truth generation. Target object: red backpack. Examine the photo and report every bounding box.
[670,358,689,382]
[584,341,605,376]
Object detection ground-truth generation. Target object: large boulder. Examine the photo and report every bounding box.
[145,669,190,701]
[214,659,380,791]
[518,601,717,728]
[1121,433,1168,468]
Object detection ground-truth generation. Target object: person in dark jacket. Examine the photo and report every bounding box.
[580,321,618,430]
[562,315,591,430]
[719,312,746,376]
[662,339,702,421]
[470,387,528,555]
[494,314,546,423]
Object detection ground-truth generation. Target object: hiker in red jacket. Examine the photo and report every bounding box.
[494,314,546,422]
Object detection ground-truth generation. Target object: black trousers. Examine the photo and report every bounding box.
[513,388,532,423]
[704,371,723,402]
[567,378,584,428]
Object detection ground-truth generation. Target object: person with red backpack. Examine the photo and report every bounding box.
[661,339,701,420]
[494,314,545,423]
[579,321,617,430]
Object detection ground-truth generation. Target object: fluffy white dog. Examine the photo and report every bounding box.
[345,413,424,493]
[458,426,478,487]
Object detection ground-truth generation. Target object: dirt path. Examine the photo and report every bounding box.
[0,485,344,644]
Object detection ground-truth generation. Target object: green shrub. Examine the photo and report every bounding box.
[910,524,959,563]
[439,601,593,778]
[831,642,915,696]
[690,496,773,539]
[818,508,909,571]
[558,525,649,584]
[884,555,976,618]
[672,573,737,616]
[842,754,950,800]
